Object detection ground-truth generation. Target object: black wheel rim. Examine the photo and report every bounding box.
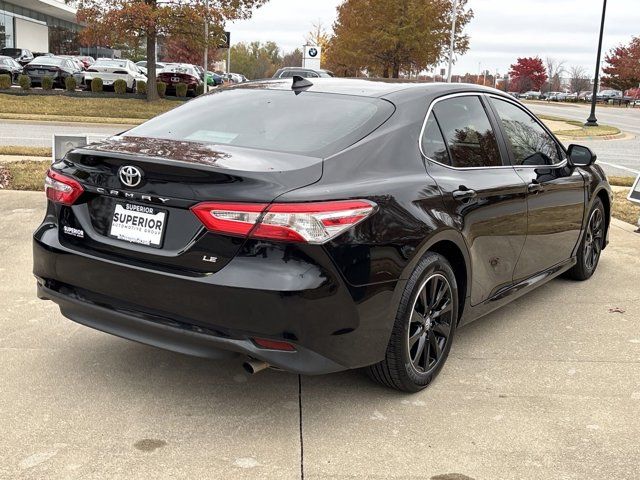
[407,273,453,374]
[584,208,603,271]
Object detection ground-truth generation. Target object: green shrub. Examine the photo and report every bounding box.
[18,75,31,90]
[91,77,103,93]
[64,76,77,92]
[175,82,187,97]
[0,74,11,89]
[41,76,54,90]
[114,78,127,94]
[136,80,147,95]
[195,83,205,96]
[157,81,167,98]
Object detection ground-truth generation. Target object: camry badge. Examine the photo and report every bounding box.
[118,165,143,188]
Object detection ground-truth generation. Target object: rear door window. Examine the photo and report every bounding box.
[432,96,502,168]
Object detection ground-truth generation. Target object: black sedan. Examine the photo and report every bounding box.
[33,79,611,392]
[0,55,22,83]
[23,56,83,89]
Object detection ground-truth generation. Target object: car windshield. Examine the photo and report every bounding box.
[124,88,394,157]
[30,57,65,66]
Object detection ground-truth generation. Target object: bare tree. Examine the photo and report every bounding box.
[545,57,566,92]
[569,65,590,94]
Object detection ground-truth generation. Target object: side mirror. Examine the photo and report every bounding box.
[567,144,597,166]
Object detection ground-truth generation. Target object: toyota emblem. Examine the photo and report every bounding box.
[118,165,143,188]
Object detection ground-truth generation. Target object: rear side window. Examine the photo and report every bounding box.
[125,89,395,157]
[421,116,450,165]
[432,96,502,168]
[491,98,563,166]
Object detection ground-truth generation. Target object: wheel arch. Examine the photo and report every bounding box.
[594,187,611,250]
[403,229,471,323]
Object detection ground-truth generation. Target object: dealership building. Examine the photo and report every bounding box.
[0,0,80,54]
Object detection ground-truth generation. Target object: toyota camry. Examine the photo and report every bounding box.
[33,78,611,392]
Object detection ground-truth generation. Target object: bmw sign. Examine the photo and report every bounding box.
[303,45,322,70]
[308,47,318,58]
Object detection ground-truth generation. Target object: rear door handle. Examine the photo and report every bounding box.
[452,189,477,201]
[527,182,544,193]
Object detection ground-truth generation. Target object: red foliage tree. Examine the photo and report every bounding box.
[508,57,547,93]
[601,36,640,92]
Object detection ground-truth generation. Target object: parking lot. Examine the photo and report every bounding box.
[2,189,639,479]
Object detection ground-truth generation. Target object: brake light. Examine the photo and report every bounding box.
[191,200,376,244]
[44,169,84,205]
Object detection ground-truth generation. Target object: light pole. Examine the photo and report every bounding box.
[446,0,458,83]
[585,0,607,126]
[203,0,208,92]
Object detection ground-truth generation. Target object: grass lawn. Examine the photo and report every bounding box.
[0,94,180,124]
[538,114,621,138]
[0,146,51,157]
[612,190,640,226]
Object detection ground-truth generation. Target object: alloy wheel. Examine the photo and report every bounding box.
[407,273,454,374]
[584,207,603,271]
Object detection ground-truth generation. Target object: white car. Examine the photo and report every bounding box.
[84,58,147,91]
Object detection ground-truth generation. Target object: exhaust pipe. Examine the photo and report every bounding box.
[243,359,270,374]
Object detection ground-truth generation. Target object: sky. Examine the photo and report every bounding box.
[230,0,640,77]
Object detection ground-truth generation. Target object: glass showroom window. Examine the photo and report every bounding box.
[0,10,15,49]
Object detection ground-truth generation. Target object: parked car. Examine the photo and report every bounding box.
[23,56,84,89]
[557,92,578,101]
[157,64,202,95]
[206,71,224,86]
[84,58,147,91]
[521,90,542,100]
[597,89,622,100]
[33,80,612,392]
[135,61,166,76]
[0,55,23,83]
[272,67,334,79]
[0,47,34,66]
[542,91,562,101]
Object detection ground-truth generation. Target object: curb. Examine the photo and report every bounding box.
[556,131,632,142]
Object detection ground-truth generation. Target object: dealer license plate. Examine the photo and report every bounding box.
[108,202,167,248]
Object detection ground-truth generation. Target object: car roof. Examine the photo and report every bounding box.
[233,77,510,101]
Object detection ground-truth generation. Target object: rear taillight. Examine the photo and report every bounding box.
[191,200,376,244]
[44,169,84,205]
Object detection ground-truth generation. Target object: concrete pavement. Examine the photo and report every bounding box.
[1,190,639,479]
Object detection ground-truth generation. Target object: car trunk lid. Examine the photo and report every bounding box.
[55,136,322,274]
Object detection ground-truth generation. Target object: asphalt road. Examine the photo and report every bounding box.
[525,101,640,175]
[2,190,640,479]
[0,120,129,147]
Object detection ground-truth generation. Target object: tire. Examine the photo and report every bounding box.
[367,252,459,392]
[566,197,605,281]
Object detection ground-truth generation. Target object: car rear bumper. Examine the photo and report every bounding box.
[33,224,398,374]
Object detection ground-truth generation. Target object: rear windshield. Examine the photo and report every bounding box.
[124,89,394,157]
[95,59,127,68]
[162,65,197,76]
[30,57,65,66]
